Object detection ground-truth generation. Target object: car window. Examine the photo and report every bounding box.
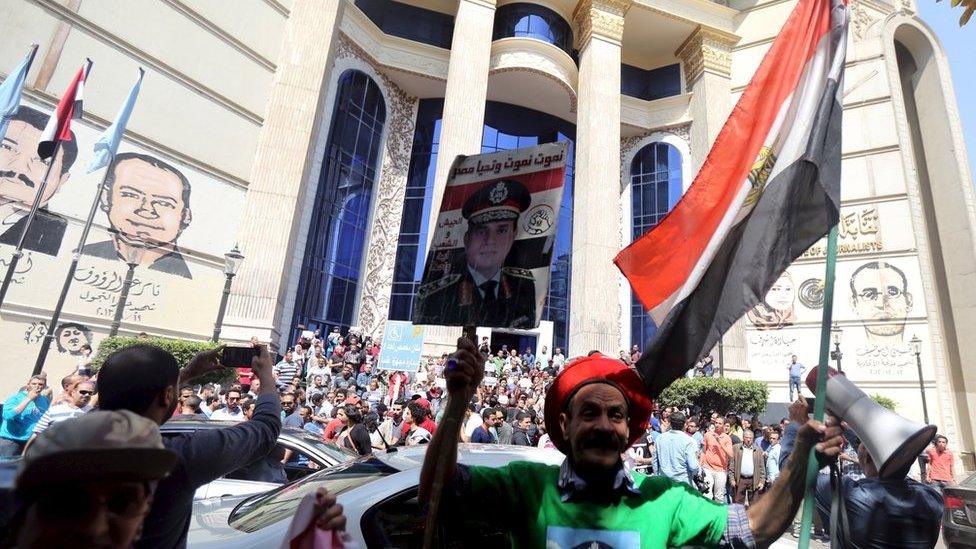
[288,431,359,464]
[362,487,512,548]
[282,446,322,482]
[229,458,397,533]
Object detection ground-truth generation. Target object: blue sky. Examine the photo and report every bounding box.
[917,2,975,185]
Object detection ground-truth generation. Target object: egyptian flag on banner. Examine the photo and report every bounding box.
[37,58,92,159]
[615,0,849,397]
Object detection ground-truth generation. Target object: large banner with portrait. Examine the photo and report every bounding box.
[412,143,568,329]
[0,100,244,393]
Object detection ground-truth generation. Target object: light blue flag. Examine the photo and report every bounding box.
[87,68,144,173]
[0,45,39,143]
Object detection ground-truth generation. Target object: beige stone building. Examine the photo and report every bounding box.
[0,0,972,464]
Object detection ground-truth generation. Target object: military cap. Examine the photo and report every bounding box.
[462,179,531,225]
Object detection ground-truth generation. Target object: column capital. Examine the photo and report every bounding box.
[674,26,739,84]
[573,0,634,48]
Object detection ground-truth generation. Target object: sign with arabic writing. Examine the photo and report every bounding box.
[378,320,425,372]
[801,204,884,258]
[412,142,568,329]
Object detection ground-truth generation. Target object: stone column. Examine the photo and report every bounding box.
[675,26,738,172]
[675,26,747,375]
[428,0,496,219]
[422,0,497,357]
[568,0,632,356]
[221,0,344,345]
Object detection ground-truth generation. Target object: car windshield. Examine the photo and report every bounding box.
[229,458,398,532]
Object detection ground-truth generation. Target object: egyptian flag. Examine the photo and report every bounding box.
[615,0,849,397]
[37,58,92,159]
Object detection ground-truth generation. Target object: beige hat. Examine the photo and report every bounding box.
[17,410,177,494]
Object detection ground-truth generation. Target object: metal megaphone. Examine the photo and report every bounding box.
[805,366,936,478]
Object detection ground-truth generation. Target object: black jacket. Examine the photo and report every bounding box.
[0,209,66,256]
[414,267,537,329]
[136,392,281,549]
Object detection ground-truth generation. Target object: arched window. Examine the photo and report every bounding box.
[630,142,682,348]
[292,70,386,340]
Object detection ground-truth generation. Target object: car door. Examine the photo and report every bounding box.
[360,486,513,548]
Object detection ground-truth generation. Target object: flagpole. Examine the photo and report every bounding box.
[797,222,839,549]
[0,140,62,309]
[32,163,115,375]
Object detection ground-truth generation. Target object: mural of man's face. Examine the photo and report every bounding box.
[0,120,69,208]
[58,326,88,354]
[851,264,913,337]
[463,219,516,279]
[106,158,190,247]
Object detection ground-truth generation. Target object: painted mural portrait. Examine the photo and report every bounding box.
[0,106,78,256]
[747,271,797,330]
[82,152,193,278]
[55,322,93,355]
[850,260,913,345]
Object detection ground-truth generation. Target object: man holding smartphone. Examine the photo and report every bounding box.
[96,343,281,548]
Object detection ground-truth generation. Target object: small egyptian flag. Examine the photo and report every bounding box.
[615,0,849,397]
[38,58,92,159]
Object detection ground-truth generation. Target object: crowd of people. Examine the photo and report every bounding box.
[0,325,962,547]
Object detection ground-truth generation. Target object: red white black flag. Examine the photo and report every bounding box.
[38,58,92,159]
[616,0,849,397]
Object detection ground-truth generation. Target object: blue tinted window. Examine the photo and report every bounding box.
[389,103,442,322]
[630,143,682,348]
[620,63,682,101]
[354,0,454,49]
[292,71,386,340]
[493,3,574,57]
[391,99,576,353]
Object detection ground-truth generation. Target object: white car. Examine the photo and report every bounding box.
[160,420,359,500]
[187,444,564,547]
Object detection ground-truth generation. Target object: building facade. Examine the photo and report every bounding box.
[1,0,973,464]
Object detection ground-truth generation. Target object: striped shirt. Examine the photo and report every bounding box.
[33,403,91,435]
[273,360,301,387]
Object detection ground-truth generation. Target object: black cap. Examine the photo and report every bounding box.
[461,179,531,225]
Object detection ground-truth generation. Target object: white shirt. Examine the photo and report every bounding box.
[463,414,483,440]
[33,403,91,435]
[211,407,245,421]
[306,363,329,383]
[741,446,755,477]
[536,350,550,367]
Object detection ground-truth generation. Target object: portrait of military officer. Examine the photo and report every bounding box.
[849,261,913,345]
[0,106,78,256]
[82,152,193,279]
[414,179,538,329]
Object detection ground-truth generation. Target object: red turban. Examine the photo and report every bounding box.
[543,354,653,455]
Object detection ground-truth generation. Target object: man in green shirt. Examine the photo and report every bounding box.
[420,338,845,548]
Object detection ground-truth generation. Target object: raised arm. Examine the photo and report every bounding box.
[177,345,282,488]
[746,418,844,547]
[418,337,483,504]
